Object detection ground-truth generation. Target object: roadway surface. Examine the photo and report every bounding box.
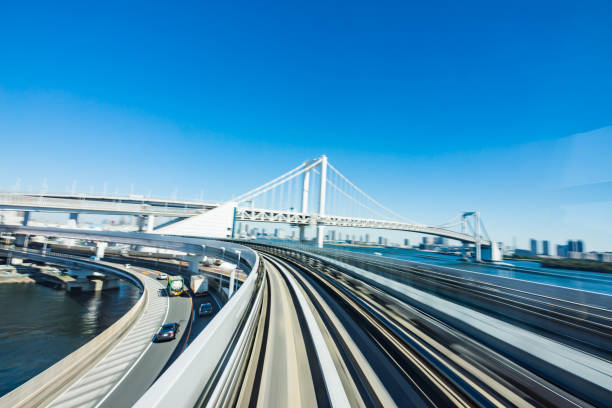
[98,268,193,408]
[47,265,192,408]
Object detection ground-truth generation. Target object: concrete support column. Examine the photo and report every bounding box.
[185,251,206,274]
[15,234,29,248]
[316,155,327,248]
[95,242,108,259]
[188,260,200,274]
[22,211,30,226]
[146,215,155,233]
[136,215,155,233]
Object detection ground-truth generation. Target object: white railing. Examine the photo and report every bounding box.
[134,252,263,407]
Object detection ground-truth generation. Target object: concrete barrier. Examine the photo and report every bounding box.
[134,252,262,408]
[0,252,148,408]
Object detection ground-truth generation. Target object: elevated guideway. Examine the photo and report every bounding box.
[249,243,612,407]
[2,224,610,407]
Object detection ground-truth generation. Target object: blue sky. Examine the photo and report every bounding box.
[1,1,611,250]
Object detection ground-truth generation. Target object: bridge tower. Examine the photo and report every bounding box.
[299,169,310,242]
[316,155,328,248]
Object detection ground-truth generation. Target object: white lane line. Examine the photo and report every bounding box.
[93,275,170,408]
[277,262,351,408]
[49,272,168,408]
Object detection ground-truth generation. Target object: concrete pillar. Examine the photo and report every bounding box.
[95,242,108,259]
[42,241,48,255]
[316,155,327,248]
[145,215,155,233]
[185,252,206,274]
[22,211,30,226]
[15,234,29,248]
[136,215,155,233]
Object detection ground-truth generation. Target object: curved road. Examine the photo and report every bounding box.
[47,266,192,408]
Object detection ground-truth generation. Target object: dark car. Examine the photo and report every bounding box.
[198,302,213,316]
[155,323,179,342]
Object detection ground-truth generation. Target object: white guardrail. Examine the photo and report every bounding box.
[0,229,264,407]
[134,250,263,407]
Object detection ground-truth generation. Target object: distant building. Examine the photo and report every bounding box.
[330,230,336,241]
[365,234,370,243]
[557,245,568,257]
[422,237,433,245]
[378,236,384,245]
[515,249,532,257]
[403,238,410,247]
[577,240,584,252]
[530,239,538,255]
[273,228,279,238]
[542,240,549,256]
[434,237,447,245]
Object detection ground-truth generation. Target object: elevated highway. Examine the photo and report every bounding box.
[2,227,608,407]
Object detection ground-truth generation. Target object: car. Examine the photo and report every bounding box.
[89,256,100,261]
[157,273,168,280]
[155,323,179,342]
[125,263,131,269]
[198,302,213,316]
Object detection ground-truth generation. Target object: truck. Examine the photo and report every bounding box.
[190,275,209,296]
[167,275,185,296]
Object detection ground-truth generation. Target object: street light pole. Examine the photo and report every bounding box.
[219,246,226,292]
[230,249,241,297]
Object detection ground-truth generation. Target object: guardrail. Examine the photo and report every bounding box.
[1,229,263,407]
[0,248,148,408]
[134,252,264,407]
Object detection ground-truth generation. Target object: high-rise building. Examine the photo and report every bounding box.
[378,236,384,245]
[577,240,584,252]
[530,239,538,255]
[403,238,410,247]
[330,230,336,241]
[568,240,577,252]
[557,245,568,257]
[365,234,370,243]
[273,228,279,238]
[434,237,447,245]
[542,240,549,256]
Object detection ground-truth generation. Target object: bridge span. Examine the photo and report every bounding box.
[1,156,499,261]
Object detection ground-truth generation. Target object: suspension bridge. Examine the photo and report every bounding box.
[0,155,498,261]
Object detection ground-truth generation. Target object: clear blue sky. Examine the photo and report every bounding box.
[1,1,611,250]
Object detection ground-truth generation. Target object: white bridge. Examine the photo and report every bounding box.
[0,155,498,260]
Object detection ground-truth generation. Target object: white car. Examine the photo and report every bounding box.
[158,273,168,280]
